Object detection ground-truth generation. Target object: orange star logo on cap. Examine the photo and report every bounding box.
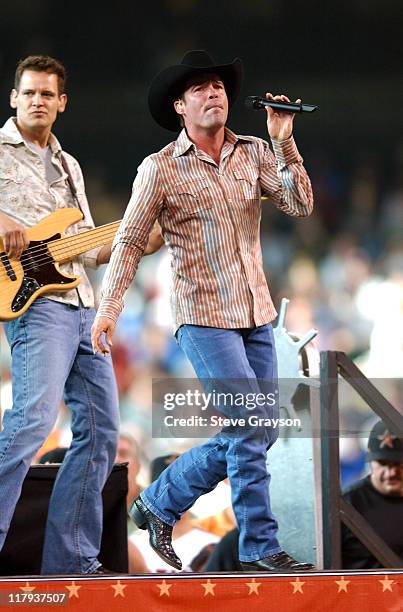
[377,430,397,449]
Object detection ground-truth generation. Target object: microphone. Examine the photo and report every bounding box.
[245,96,318,114]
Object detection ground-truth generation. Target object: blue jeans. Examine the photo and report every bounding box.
[140,323,281,562]
[0,298,119,574]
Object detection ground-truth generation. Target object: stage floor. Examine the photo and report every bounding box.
[0,569,402,611]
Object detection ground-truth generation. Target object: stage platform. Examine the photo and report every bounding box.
[0,570,402,611]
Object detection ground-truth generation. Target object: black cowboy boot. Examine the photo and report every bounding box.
[129,497,182,570]
[241,551,315,572]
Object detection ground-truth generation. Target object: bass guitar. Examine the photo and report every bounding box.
[0,208,120,321]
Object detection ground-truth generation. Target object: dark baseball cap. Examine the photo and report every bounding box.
[366,420,403,463]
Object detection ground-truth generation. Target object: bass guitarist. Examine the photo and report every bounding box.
[0,55,161,574]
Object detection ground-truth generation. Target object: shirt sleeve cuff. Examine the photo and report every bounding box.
[96,297,123,323]
[270,136,302,169]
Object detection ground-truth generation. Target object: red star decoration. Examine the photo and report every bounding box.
[377,430,397,449]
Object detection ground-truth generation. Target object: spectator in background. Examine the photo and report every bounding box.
[342,420,403,568]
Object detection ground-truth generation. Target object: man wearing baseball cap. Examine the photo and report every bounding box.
[342,420,403,568]
[92,50,314,572]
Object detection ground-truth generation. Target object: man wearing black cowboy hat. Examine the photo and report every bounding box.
[342,420,403,568]
[92,50,314,572]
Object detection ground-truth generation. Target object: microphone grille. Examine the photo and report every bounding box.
[244,96,261,110]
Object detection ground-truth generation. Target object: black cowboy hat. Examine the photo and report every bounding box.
[148,50,243,132]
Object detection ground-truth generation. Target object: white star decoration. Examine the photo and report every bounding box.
[290,577,305,594]
[111,580,126,597]
[246,578,261,595]
[66,582,81,598]
[379,575,395,592]
[335,577,350,593]
[201,579,216,596]
[157,580,172,597]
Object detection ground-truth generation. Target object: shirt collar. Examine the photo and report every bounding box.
[172,129,195,158]
[172,126,254,158]
[1,117,62,154]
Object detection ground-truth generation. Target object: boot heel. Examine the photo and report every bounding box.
[130,501,147,530]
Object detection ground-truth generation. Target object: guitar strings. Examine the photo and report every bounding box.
[1,220,121,261]
[0,227,118,280]
[0,224,120,271]
[47,224,121,260]
[0,228,117,309]
[0,225,121,285]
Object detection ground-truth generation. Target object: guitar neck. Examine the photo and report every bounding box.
[48,221,121,262]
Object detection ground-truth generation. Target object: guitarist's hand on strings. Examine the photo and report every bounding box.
[0,212,29,259]
[91,316,116,355]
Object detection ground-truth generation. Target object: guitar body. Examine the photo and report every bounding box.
[0,209,83,321]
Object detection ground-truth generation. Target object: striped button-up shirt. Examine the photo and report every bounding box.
[98,127,313,330]
[0,117,100,307]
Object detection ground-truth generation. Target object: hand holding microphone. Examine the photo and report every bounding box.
[245,94,318,114]
[246,92,318,140]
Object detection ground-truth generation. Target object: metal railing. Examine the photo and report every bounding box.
[318,350,403,568]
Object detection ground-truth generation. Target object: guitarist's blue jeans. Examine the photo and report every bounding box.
[138,323,282,562]
[0,298,119,574]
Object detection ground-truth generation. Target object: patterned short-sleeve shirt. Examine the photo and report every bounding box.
[0,117,100,307]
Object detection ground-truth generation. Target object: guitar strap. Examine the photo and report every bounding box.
[60,153,85,215]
